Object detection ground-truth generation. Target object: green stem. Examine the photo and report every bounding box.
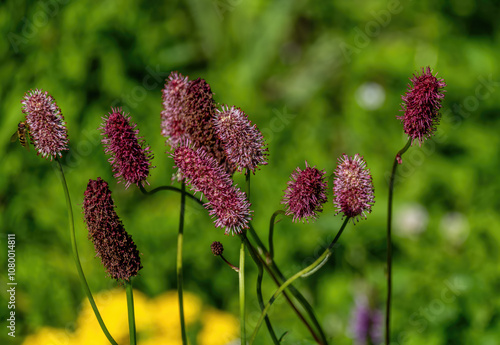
[178,182,187,345]
[239,236,246,344]
[268,210,286,260]
[386,138,412,345]
[55,158,118,345]
[125,279,137,345]
[139,183,204,206]
[246,168,251,201]
[249,217,350,344]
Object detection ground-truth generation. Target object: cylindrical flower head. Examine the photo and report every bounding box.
[214,105,268,174]
[83,178,142,281]
[333,154,374,222]
[173,145,252,235]
[161,72,236,174]
[211,241,224,256]
[100,108,154,188]
[281,162,328,223]
[397,66,446,145]
[21,89,69,160]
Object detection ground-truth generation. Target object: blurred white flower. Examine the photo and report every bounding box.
[355,82,386,110]
[439,212,470,246]
[395,203,428,239]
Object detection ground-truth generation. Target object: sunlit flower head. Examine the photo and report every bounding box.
[83,178,142,281]
[21,89,68,160]
[333,154,374,222]
[173,145,252,235]
[100,108,154,188]
[214,105,268,173]
[281,162,328,223]
[398,66,446,145]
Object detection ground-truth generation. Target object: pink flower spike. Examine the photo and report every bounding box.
[21,89,69,160]
[281,162,328,223]
[333,154,375,222]
[100,108,154,188]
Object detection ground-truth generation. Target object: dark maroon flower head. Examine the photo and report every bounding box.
[211,241,224,256]
[281,162,328,223]
[333,154,374,222]
[100,108,154,188]
[83,178,142,281]
[161,72,236,174]
[397,66,446,145]
[173,144,252,235]
[214,105,268,174]
[21,89,68,160]
[350,297,383,345]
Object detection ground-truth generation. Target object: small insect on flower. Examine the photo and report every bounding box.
[10,121,30,151]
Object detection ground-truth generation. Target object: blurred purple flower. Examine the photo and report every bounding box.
[161,72,235,174]
[398,66,446,146]
[83,177,142,281]
[350,297,383,345]
[21,89,68,160]
[173,145,252,235]
[100,108,154,188]
[281,162,328,223]
[333,154,374,222]
[214,105,268,173]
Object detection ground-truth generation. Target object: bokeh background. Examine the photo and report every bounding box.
[1,0,499,344]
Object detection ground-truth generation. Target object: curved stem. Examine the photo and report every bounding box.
[178,182,187,345]
[139,183,204,206]
[239,236,246,344]
[56,158,118,345]
[125,279,137,345]
[268,210,287,260]
[249,217,350,344]
[386,138,412,345]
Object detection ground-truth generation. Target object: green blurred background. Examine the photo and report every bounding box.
[1,0,499,344]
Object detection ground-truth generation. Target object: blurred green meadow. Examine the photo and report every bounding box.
[1,0,499,344]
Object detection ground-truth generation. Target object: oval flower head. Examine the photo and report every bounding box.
[281,162,328,223]
[333,154,375,222]
[21,89,69,160]
[398,66,446,146]
[83,178,142,281]
[214,105,268,174]
[173,144,252,235]
[100,108,154,188]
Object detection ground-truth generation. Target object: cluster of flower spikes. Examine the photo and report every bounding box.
[281,161,328,223]
[333,154,375,222]
[100,108,154,188]
[161,72,236,175]
[398,66,447,146]
[214,105,268,174]
[21,89,69,160]
[173,144,252,235]
[83,177,142,281]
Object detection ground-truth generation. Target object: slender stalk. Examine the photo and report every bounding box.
[139,183,204,206]
[125,279,137,345]
[268,210,286,260]
[249,217,350,344]
[178,182,187,345]
[386,138,412,345]
[55,158,118,345]
[239,236,246,344]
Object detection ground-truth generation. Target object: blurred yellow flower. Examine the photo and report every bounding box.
[197,309,239,345]
[22,327,75,345]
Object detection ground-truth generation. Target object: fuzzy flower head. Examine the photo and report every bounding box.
[83,178,142,281]
[211,241,224,256]
[100,108,154,188]
[214,105,268,174]
[281,162,328,223]
[398,66,446,145]
[173,144,252,235]
[333,154,374,222]
[161,72,236,174]
[350,297,383,345]
[20,89,68,160]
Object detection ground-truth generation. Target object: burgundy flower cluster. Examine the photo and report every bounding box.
[100,108,154,188]
[21,89,68,160]
[333,154,374,222]
[214,105,268,174]
[398,66,447,145]
[173,145,252,235]
[161,72,235,174]
[83,177,142,281]
[281,162,328,223]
